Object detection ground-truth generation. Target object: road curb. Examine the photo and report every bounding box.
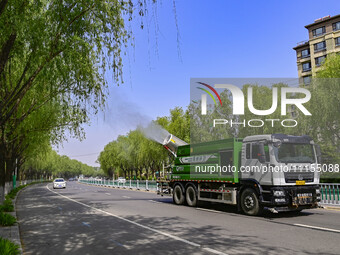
[13,185,29,255]
[321,206,340,211]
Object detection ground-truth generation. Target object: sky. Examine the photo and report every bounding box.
[55,0,340,166]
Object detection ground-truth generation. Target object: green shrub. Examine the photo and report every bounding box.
[5,191,17,200]
[320,178,340,183]
[1,200,14,212]
[0,212,16,226]
[0,237,20,255]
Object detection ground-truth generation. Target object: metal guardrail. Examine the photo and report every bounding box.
[79,179,340,205]
[320,183,340,205]
[79,178,158,192]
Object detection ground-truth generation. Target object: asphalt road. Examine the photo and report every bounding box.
[16,182,340,255]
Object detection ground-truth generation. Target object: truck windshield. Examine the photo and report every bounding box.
[274,143,315,163]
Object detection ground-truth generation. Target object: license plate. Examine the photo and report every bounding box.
[58,185,61,187]
[296,180,305,185]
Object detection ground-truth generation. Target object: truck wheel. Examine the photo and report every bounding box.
[240,188,263,216]
[186,185,197,207]
[173,184,185,205]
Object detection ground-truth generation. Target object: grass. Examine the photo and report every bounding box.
[0,237,20,255]
[0,212,16,226]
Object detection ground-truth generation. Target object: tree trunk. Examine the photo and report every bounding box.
[145,167,149,180]
[139,168,143,180]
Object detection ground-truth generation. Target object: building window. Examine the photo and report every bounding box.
[314,41,326,52]
[315,55,326,67]
[312,26,325,37]
[333,22,340,31]
[335,37,340,46]
[301,49,310,58]
[302,62,311,72]
[303,76,311,85]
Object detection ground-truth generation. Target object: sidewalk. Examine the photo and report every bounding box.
[0,188,24,254]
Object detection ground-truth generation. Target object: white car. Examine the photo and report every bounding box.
[117,177,126,183]
[53,178,66,189]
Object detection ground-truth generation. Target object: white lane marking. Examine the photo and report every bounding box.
[46,184,227,255]
[196,208,223,214]
[105,193,111,196]
[203,247,229,255]
[294,223,340,233]
[122,196,130,199]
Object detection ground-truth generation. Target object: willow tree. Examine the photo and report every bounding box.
[0,0,156,201]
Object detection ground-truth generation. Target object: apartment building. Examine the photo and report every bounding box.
[293,14,340,85]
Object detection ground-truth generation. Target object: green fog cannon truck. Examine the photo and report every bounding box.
[158,134,322,216]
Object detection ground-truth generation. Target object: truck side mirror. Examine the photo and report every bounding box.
[315,144,322,164]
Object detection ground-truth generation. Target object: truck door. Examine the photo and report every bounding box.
[241,143,271,185]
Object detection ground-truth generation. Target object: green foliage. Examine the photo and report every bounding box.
[98,107,189,179]
[22,146,97,179]
[0,212,16,226]
[5,190,18,200]
[0,200,14,213]
[320,171,340,183]
[296,55,340,164]
[157,107,190,143]
[0,237,20,255]
[5,184,28,201]
[0,0,156,197]
[317,54,340,78]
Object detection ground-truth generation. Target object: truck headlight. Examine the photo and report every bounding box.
[316,189,320,194]
[273,190,285,197]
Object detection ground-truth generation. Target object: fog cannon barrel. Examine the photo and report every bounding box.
[162,134,188,156]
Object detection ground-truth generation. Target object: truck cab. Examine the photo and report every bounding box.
[240,134,321,214]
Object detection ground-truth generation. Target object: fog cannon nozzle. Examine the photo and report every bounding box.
[162,134,188,156]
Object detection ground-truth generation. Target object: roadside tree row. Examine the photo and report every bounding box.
[21,146,100,180]
[98,107,189,179]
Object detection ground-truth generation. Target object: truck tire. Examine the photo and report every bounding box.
[185,185,197,207]
[240,188,263,216]
[173,184,185,205]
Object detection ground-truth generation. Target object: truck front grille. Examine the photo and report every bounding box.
[284,172,314,183]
